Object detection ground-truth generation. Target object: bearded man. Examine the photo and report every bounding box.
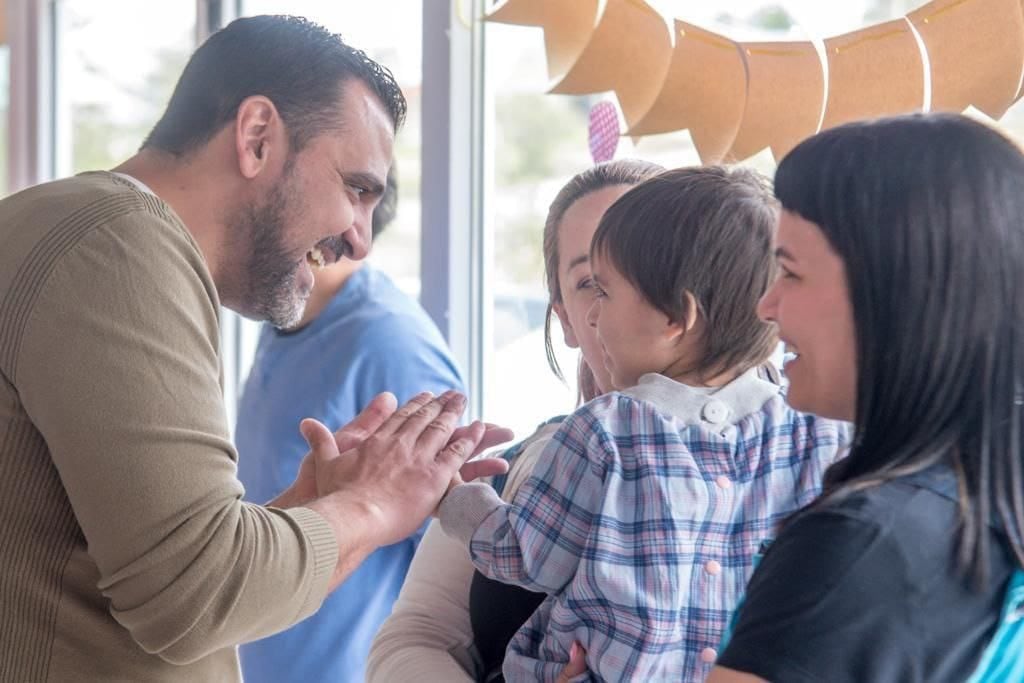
[0,15,507,681]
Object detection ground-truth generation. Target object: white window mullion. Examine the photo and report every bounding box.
[8,0,55,193]
[421,0,489,419]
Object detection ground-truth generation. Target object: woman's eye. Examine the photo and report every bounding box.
[594,284,607,298]
[779,265,799,280]
[576,278,593,291]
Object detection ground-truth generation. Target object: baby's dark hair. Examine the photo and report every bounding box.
[591,166,779,380]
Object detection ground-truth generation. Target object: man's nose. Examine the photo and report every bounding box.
[345,214,371,261]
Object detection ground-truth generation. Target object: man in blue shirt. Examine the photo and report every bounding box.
[236,169,464,683]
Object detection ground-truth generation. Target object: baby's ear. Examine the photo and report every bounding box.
[552,302,580,348]
[666,291,700,340]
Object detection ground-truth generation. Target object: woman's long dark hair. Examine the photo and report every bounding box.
[775,113,1024,583]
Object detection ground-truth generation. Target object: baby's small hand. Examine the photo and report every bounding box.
[556,642,588,682]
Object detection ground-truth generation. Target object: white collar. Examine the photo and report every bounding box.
[621,368,780,427]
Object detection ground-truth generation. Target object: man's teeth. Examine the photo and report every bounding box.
[307,247,326,268]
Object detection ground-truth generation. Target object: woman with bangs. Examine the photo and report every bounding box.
[709,113,1024,683]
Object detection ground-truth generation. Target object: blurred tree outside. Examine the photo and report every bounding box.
[61,0,192,174]
[494,91,590,288]
[70,40,189,173]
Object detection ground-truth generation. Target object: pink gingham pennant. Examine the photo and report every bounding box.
[588,101,620,163]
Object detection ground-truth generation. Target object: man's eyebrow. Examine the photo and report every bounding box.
[341,171,386,196]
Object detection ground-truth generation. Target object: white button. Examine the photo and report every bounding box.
[701,647,718,663]
[701,400,729,424]
[704,560,722,576]
[715,475,732,490]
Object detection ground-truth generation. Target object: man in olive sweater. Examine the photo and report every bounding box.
[0,15,507,682]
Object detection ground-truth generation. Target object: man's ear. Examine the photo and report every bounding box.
[552,302,580,349]
[665,291,700,341]
[235,95,282,179]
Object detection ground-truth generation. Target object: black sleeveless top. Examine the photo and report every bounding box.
[469,570,546,682]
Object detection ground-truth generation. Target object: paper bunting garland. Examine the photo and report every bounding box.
[486,0,1024,163]
[729,42,824,161]
[485,0,601,85]
[819,19,926,131]
[547,0,673,129]
[908,0,1024,119]
[629,21,746,163]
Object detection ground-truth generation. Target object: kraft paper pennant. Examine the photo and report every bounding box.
[486,0,548,26]
[628,20,747,164]
[487,0,601,82]
[820,19,926,131]
[909,0,1024,119]
[728,41,825,162]
[548,0,673,128]
[1019,0,1024,99]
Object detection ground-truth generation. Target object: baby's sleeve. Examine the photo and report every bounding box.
[440,406,612,594]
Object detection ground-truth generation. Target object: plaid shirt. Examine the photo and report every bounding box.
[465,373,849,681]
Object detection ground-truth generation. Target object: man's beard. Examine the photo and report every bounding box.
[230,180,307,329]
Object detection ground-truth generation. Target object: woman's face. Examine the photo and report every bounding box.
[757,210,858,421]
[552,185,633,395]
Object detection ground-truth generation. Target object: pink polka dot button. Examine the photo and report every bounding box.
[701,647,718,663]
[715,475,732,490]
[704,560,722,575]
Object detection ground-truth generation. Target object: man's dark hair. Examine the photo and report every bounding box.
[143,15,407,157]
[776,113,1024,584]
[371,165,398,240]
[591,166,779,381]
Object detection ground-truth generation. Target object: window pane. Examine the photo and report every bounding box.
[0,45,8,194]
[56,1,195,176]
[242,1,424,297]
[482,23,587,437]
[481,0,942,437]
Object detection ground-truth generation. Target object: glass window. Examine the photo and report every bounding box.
[0,44,8,195]
[54,1,195,177]
[480,9,747,437]
[482,0,1003,436]
[481,23,590,437]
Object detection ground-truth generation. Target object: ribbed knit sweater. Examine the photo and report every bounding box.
[0,172,338,681]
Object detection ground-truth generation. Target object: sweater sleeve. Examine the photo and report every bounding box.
[13,209,337,663]
[366,522,479,682]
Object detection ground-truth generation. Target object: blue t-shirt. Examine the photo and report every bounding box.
[235,265,464,683]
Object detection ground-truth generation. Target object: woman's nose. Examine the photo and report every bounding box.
[757,281,779,323]
[585,299,599,328]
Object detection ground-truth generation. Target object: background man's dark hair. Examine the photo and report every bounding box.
[371,165,398,240]
[143,15,407,157]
